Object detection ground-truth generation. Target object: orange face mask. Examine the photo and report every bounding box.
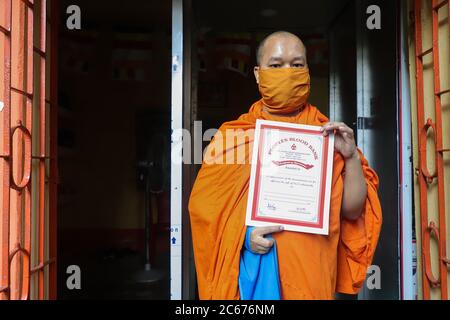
[258,67,310,114]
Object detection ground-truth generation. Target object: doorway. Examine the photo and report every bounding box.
[185,0,402,299]
[57,0,171,299]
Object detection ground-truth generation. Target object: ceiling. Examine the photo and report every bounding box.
[194,0,352,33]
[60,0,351,34]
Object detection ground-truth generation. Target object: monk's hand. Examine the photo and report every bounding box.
[249,226,284,255]
[320,122,358,160]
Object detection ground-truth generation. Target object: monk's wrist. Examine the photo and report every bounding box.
[344,149,360,162]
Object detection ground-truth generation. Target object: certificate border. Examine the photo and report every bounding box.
[252,124,328,228]
[246,120,334,235]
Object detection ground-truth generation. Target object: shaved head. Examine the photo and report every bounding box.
[253,31,308,84]
[256,31,306,66]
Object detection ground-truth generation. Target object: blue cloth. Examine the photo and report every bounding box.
[238,226,281,300]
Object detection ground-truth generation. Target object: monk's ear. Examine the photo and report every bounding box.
[253,66,260,84]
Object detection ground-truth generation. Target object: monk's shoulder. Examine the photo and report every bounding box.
[306,104,329,125]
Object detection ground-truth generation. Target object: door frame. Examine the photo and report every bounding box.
[173,0,416,300]
[171,0,197,300]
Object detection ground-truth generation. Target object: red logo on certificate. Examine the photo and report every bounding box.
[245,120,335,235]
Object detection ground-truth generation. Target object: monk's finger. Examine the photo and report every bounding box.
[320,122,331,129]
[337,126,354,136]
[253,244,269,253]
[336,128,357,145]
[255,225,284,236]
[321,123,342,136]
[341,132,354,144]
[250,243,269,254]
[320,122,344,131]
[321,123,346,133]
[255,237,274,249]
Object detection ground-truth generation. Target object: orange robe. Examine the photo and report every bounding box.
[188,100,382,299]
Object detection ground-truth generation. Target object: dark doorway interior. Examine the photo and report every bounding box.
[57,0,171,299]
[190,0,400,299]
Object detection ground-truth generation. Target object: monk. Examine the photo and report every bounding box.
[188,31,382,300]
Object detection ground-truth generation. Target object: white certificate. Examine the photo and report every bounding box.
[246,120,334,235]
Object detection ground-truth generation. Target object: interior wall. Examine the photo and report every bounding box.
[329,1,357,126]
[57,1,171,255]
[58,31,170,229]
